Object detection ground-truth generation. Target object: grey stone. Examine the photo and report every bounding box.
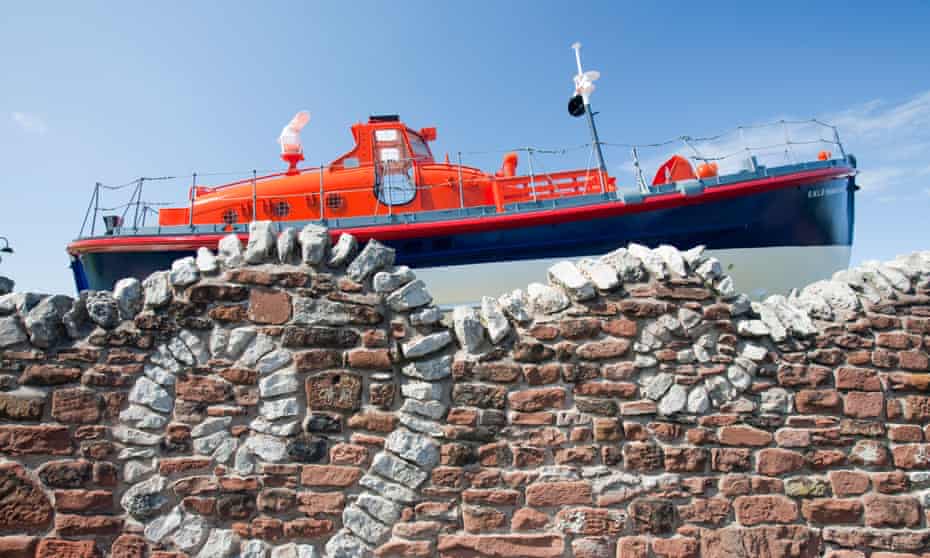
[374,266,415,293]
[385,279,432,311]
[239,334,275,368]
[197,528,238,558]
[785,477,830,498]
[121,474,168,520]
[715,275,737,298]
[736,319,769,337]
[765,295,818,338]
[356,493,401,525]
[144,505,183,543]
[24,295,71,348]
[347,239,395,281]
[400,398,447,420]
[628,243,667,279]
[196,247,220,274]
[167,335,196,366]
[359,474,419,503]
[453,306,484,353]
[730,294,752,316]
[123,460,155,484]
[658,384,687,415]
[384,429,439,468]
[402,354,451,381]
[401,382,444,401]
[240,539,269,558]
[247,433,288,462]
[686,386,710,414]
[705,375,736,407]
[548,261,596,300]
[143,365,176,387]
[398,412,443,436]
[277,228,299,264]
[260,397,299,421]
[150,344,181,374]
[761,387,792,413]
[498,289,531,323]
[0,292,44,315]
[170,257,200,287]
[328,233,357,267]
[577,258,620,291]
[372,451,429,487]
[114,278,143,320]
[643,372,674,400]
[210,328,229,360]
[256,349,292,375]
[234,445,257,475]
[114,426,163,446]
[480,296,511,344]
[213,437,238,464]
[682,245,706,268]
[191,417,232,438]
[271,543,317,558]
[600,247,646,282]
[120,405,168,430]
[218,234,244,267]
[129,377,173,413]
[727,365,753,392]
[245,221,277,264]
[143,271,172,308]
[537,466,581,482]
[734,357,758,376]
[741,342,768,362]
[227,327,257,359]
[401,331,452,359]
[753,301,787,342]
[179,329,209,364]
[409,306,442,326]
[62,293,89,339]
[172,514,209,553]
[678,307,702,332]
[118,447,157,460]
[527,282,570,314]
[293,297,356,326]
[259,369,299,398]
[193,431,230,455]
[695,258,723,283]
[299,224,329,265]
[0,316,26,348]
[325,531,371,558]
[655,245,687,276]
[343,504,390,545]
[249,417,301,437]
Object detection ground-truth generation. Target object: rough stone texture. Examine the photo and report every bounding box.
[2,235,930,557]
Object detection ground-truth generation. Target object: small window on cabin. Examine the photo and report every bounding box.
[343,157,359,169]
[272,201,290,218]
[408,131,432,161]
[380,147,401,162]
[222,209,238,225]
[375,129,399,143]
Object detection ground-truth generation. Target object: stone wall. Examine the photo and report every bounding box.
[0,222,929,558]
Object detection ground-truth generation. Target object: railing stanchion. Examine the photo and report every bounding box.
[632,147,647,194]
[319,165,325,221]
[188,173,196,228]
[782,120,792,162]
[833,127,846,160]
[251,170,258,222]
[133,178,144,231]
[526,148,537,202]
[456,152,465,209]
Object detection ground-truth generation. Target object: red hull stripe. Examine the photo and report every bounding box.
[67,166,852,255]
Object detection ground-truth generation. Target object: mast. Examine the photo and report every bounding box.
[571,42,607,174]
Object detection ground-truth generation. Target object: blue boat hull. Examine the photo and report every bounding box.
[71,174,855,296]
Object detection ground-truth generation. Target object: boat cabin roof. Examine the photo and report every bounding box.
[330,115,436,170]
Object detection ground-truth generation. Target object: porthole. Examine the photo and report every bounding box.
[222,209,238,225]
[326,193,344,210]
[273,201,291,218]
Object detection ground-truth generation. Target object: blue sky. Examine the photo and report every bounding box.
[2,1,929,294]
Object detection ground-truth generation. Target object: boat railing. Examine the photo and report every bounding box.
[77,118,848,238]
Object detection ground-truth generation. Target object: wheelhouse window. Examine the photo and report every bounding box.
[374,128,416,205]
[407,131,432,161]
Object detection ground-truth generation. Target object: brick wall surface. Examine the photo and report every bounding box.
[0,221,929,557]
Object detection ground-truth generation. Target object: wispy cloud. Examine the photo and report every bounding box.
[610,89,930,202]
[11,111,48,135]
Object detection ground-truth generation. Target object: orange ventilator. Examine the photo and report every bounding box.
[696,162,719,179]
[496,152,519,178]
[652,155,697,186]
[818,150,832,161]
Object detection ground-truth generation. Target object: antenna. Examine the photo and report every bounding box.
[568,42,607,174]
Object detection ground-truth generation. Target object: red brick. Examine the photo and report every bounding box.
[248,288,291,324]
[863,494,920,527]
[834,367,881,391]
[299,465,362,487]
[512,507,550,531]
[0,536,36,558]
[829,470,870,496]
[795,389,842,413]
[463,505,507,533]
[53,490,112,513]
[652,537,699,558]
[843,391,884,418]
[525,481,592,507]
[616,536,650,558]
[436,535,565,558]
[756,448,805,476]
[733,495,798,526]
[508,387,566,412]
[719,425,773,447]
[800,498,863,524]
[35,539,100,558]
